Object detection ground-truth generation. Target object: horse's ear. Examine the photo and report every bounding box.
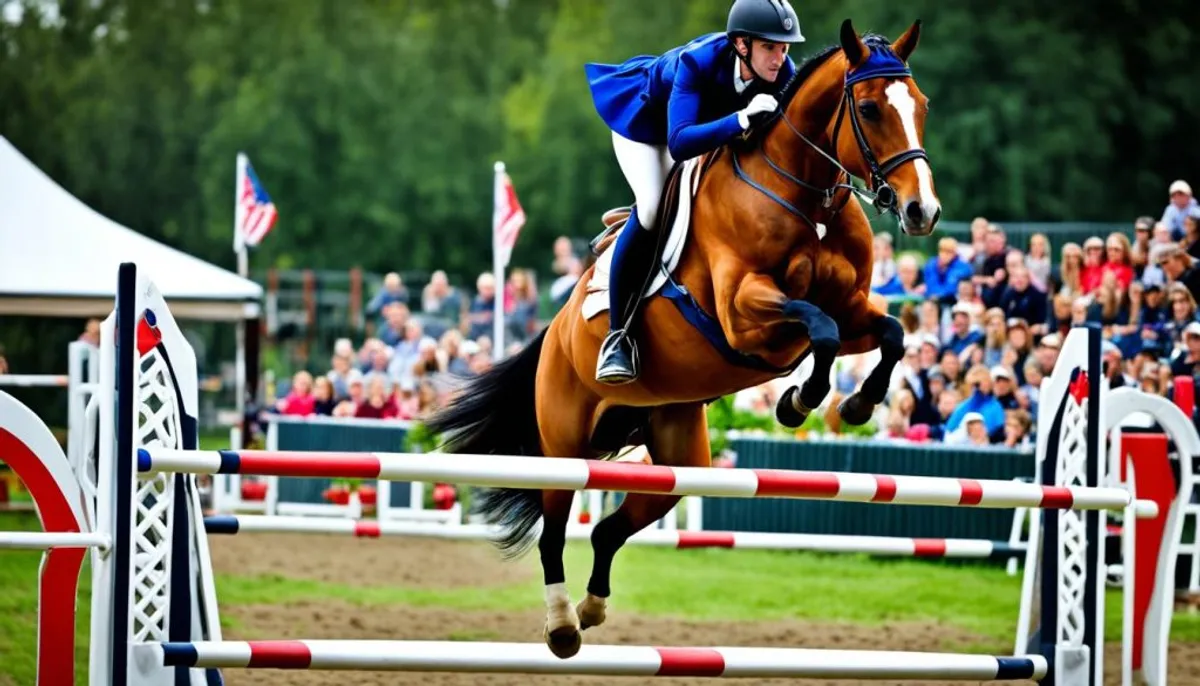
[839,18,868,67]
[891,19,922,63]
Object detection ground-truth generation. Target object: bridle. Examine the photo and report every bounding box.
[731,47,930,231]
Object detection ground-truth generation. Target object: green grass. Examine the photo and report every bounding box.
[3,508,1200,683]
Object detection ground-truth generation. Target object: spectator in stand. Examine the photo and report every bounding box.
[1051,242,1084,298]
[975,224,1012,307]
[981,308,1008,367]
[1025,233,1052,292]
[1137,284,1169,354]
[1130,216,1154,275]
[1183,208,1200,259]
[871,233,897,290]
[416,378,440,418]
[1047,293,1074,339]
[943,303,984,357]
[874,253,923,296]
[1003,409,1034,450]
[331,373,365,417]
[1004,318,1033,385]
[366,273,409,326]
[917,299,944,344]
[552,236,579,277]
[921,385,961,441]
[1111,281,1144,356]
[1080,237,1106,293]
[465,272,497,341]
[438,330,470,377]
[275,371,316,416]
[991,365,1020,410]
[389,319,424,384]
[1162,180,1197,241]
[1142,243,1169,287]
[939,347,963,387]
[1021,358,1043,417]
[1102,340,1134,389]
[965,216,990,269]
[453,339,481,377]
[1102,232,1135,290]
[1034,332,1062,376]
[326,353,355,400]
[1162,282,1199,350]
[506,268,541,343]
[947,411,991,447]
[998,265,1047,332]
[363,345,394,395]
[410,337,443,383]
[356,376,399,419]
[79,318,101,347]
[944,364,1006,437]
[312,377,336,416]
[378,302,410,347]
[1089,272,1127,334]
[422,270,465,327]
[550,256,583,310]
[394,378,419,419]
[1158,245,1200,306]
[955,277,986,322]
[922,237,974,303]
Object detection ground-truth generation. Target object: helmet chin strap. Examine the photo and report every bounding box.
[737,39,765,85]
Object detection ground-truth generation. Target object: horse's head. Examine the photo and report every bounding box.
[833,19,940,236]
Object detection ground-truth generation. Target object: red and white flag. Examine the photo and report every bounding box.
[234,152,278,251]
[493,161,526,269]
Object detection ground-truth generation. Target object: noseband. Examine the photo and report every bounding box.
[731,47,930,230]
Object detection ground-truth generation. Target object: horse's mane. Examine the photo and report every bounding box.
[755,33,895,133]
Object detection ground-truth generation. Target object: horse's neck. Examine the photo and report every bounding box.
[762,60,847,191]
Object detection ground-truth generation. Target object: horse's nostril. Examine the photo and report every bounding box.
[905,200,924,223]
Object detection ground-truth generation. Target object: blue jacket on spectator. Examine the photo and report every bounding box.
[923,256,974,302]
[873,275,916,296]
[942,329,983,357]
[944,389,1006,435]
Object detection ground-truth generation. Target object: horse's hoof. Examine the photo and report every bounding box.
[545,624,583,659]
[837,393,875,426]
[577,594,607,631]
[775,386,810,429]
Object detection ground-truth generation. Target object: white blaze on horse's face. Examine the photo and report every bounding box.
[884,80,940,233]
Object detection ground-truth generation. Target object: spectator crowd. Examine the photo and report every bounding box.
[269,237,589,422]
[268,179,1200,454]
[840,178,1200,448]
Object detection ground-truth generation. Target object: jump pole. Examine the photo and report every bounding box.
[140,447,1157,516]
[134,641,1047,680]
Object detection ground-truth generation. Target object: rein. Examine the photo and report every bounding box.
[731,48,929,231]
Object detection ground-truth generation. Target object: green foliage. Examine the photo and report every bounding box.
[3,0,1197,288]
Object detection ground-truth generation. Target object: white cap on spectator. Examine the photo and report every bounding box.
[990,365,1013,381]
[399,377,417,392]
[1170,180,1192,196]
[921,333,941,349]
[951,302,972,316]
[1040,333,1062,349]
[346,369,364,385]
[1186,322,1200,338]
[334,338,354,357]
[460,340,481,356]
[1101,340,1121,357]
[418,336,438,352]
[963,411,985,425]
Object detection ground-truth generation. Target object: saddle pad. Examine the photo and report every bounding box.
[581,156,703,322]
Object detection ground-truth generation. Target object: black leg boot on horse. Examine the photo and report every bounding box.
[596,206,659,385]
[774,301,841,428]
[837,314,906,425]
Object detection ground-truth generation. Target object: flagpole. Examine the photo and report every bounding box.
[233,153,248,449]
[492,161,506,361]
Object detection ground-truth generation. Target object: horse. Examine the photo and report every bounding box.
[426,18,940,659]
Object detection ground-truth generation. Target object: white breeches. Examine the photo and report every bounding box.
[612,131,675,230]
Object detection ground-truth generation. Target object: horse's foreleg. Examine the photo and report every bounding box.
[723,272,841,428]
[836,301,905,426]
[578,403,708,631]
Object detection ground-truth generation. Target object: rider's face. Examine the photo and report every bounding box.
[739,39,788,82]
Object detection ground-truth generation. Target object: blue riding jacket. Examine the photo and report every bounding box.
[585,32,797,162]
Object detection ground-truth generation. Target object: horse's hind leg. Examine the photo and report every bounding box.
[836,299,905,426]
[775,301,841,428]
[577,402,711,631]
[540,488,582,658]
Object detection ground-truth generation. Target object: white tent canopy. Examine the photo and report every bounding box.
[0,136,262,321]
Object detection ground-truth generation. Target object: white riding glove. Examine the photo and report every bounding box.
[737,94,779,130]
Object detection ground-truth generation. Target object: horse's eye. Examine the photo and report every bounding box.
[858,101,881,122]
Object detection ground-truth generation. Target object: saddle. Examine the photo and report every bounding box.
[581,151,720,323]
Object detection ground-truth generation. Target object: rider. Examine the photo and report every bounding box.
[585,0,804,385]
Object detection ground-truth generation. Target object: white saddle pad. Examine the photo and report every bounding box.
[581,156,703,322]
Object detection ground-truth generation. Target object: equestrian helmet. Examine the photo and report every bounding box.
[726,0,805,44]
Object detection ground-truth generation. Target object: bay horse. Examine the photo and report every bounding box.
[426,19,940,659]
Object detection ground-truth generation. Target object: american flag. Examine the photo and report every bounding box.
[234,152,278,250]
[493,161,526,269]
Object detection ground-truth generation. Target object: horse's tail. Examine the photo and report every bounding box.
[424,328,546,558]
